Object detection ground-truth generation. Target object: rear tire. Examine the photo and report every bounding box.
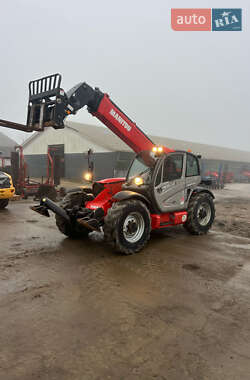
[104,200,151,255]
[56,191,89,238]
[0,199,9,209]
[184,193,215,235]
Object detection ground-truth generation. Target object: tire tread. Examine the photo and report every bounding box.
[104,199,151,255]
[184,193,215,235]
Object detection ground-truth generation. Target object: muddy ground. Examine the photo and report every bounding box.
[0,183,250,380]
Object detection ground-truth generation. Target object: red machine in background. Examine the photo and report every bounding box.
[11,146,58,200]
[241,170,250,183]
[0,157,6,168]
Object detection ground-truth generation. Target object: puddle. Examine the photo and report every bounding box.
[182,264,200,271]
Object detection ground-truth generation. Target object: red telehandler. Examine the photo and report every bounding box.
[6,73,216,254]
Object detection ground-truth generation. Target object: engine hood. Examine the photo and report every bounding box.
[98,177,125,184]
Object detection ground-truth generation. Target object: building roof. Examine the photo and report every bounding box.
[67,122,250,163]
[22,121,250,163]
[0,131,17,157]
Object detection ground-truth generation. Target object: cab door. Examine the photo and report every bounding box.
[184,153,201,207]
[153,153,186,213]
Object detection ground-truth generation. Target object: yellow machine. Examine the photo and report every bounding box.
[0,171,15,209]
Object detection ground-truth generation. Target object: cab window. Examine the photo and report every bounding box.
[163,154,183,182]
[186,154,199,177]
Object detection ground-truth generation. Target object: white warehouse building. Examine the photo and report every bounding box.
[22,121,250,181]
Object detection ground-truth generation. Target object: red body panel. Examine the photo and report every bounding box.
[85,179,125,215]
[91,94,174,154]
[151,211,187,230]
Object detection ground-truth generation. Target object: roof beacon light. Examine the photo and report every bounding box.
[152,146,163,154]
[157,146,163,153]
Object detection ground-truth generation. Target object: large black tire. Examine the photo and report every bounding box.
[104,199,151,255]
[184,193,215,235]
[0,199,9,209]
[55,191,89,238]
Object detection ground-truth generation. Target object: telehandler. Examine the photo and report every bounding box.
[1,73,215,253]
[21,73,215,254]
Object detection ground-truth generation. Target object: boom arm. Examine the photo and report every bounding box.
[25,73,172,154]
[67,82,157,153]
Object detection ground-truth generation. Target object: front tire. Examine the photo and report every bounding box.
[104,199,151,255]
[184,192,215,235]
[0,199,9,209]
[56,191,89,238]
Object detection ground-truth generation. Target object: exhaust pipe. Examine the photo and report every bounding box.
[31,197,70,222]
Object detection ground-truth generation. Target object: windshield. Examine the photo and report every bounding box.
[127,151,156,183]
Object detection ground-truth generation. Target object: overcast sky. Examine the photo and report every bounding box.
[0,0,249,151]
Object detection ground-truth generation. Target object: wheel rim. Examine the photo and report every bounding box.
[197,202,211,226]
[123,212,145,243]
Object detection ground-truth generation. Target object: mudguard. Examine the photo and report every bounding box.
[189,187,215,201]
[112,190,151,206]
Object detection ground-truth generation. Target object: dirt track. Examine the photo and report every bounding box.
[213,184,250,238]
[0,184,250,379]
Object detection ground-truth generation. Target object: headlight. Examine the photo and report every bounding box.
[134,177,144,186]
[84,172,92,182]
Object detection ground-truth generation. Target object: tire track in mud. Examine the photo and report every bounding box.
[214,198,250,239]
[78,254,208,339]
[61,260,173,379]
[0,282,60,308]
[71,261,215,380]
[77,237,250,335]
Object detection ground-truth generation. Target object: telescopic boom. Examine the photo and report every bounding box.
[26,73,173,154]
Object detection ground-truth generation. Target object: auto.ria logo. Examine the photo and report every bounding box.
[171,8,242,31]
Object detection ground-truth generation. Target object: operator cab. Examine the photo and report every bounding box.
[124,149,201,213]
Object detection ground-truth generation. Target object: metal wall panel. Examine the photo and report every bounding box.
[24,154,250,183]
